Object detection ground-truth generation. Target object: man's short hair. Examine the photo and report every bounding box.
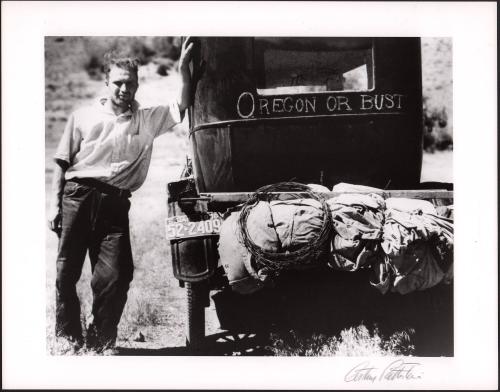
[102,51,140,81]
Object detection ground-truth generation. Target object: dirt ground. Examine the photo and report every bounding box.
[45,37,453,355]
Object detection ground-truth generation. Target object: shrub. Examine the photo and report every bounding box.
[122,296,164,327]
[155,58,175,76]
[151,36,182,60]
[82,37,179,80]
[85,54,103,80]
[422,96,453,152]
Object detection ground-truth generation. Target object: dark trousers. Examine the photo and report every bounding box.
[55,180,134,344]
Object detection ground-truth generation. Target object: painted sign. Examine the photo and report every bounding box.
[236,92,407,119]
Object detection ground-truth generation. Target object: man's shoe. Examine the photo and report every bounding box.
[85,323,117,354]
[54,334,84,355]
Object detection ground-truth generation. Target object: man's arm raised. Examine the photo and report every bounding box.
[177,37,195,114]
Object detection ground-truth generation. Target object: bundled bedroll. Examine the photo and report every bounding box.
[218,182,453,295]
[372,199,454,294]
[218,195,328,294]
[327,191,386,272]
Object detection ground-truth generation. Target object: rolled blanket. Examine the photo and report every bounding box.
[376,208,454,294]
[246,201,280,252]
[218,212,265,295]
[332,182,383,193]
[307,183,331,193]
[219,198,327,292]
[327,193,385,271]
[270,198,325,251]
[381,209,453,256]
[245,198,327,275]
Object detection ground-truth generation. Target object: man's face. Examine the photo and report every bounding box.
[106,65,138,108]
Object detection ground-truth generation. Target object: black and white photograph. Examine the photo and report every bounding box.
[43,35,455,357]
[2,1,497,390]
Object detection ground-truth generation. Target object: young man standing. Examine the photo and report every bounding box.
[47,38,194,352]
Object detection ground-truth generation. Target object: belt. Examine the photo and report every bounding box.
[70,178,131,198]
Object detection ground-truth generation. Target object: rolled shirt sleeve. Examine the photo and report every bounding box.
[54,112,82,167]
[144,100,183,138]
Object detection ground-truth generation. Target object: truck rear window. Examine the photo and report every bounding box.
[254,37,375,95]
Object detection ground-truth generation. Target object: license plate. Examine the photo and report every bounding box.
[165,213,223,240]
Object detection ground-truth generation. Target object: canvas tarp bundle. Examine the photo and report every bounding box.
[370,243,448,295]
[219,181,453,295]
[218,201,283,294]
[269,199,325,251]
[218,198,326,293]
[381,208,453,257]
[326,186,453,294]
[326,193,386,271]
[245,201,281,252]
[371,208,454,294]
[218,211,265,295]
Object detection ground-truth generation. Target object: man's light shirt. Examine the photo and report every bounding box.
[55,97,182,191]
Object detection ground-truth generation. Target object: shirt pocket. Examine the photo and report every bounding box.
[114,119,143,162]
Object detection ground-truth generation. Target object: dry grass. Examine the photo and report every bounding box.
[268,326,415,356]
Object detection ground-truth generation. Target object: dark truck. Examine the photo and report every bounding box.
[166,37,453,351]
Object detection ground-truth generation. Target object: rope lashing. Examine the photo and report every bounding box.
[237,182,333,273]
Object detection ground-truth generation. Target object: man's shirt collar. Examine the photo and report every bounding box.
[97,96,139,117]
